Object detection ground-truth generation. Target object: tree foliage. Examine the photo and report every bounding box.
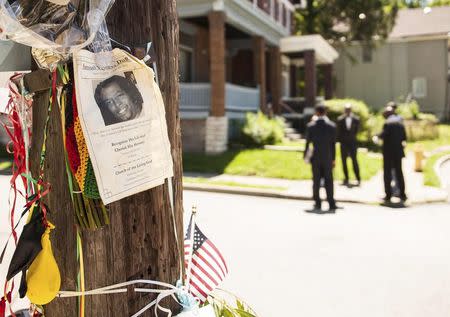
[295,0,399,46]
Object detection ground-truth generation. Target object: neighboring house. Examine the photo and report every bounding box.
[335,6,450,119]
[178,0,294,153]
[0,1,341,154]
[177,0,338,153]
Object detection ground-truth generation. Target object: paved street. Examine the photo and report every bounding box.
[2,173,450,316]
[184,190,450,317]
[441,159,450,200]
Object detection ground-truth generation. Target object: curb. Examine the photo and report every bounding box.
[183,183,447,205]
[435,154,450,192]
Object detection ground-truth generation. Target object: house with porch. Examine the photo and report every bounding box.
[0,1,341,154]
[177,0,339,153]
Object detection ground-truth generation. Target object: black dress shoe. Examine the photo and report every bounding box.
[313,204,322,210]
[328,204,340,211]
[382,196,392,204]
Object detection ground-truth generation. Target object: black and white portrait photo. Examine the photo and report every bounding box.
[94,74,144,126]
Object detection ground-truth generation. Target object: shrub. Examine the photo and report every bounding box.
[324,98,371,142]
[366,113,384,135]
[396,100,438,122]
[397,100,420,119]
[394,100,439,141]
[240,111,285,146]
[417,113,439,122]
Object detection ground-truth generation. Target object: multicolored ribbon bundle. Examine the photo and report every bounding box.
[59,66,109,229]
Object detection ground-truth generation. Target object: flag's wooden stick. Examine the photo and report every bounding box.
[185,204,197,291]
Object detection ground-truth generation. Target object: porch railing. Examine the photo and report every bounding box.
[180,83,210,119]
[225,83,259,118]
[179,83,260,119]
[247,0,295,32]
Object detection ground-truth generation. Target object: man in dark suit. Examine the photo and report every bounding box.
[378,106,407,202]
[304,104,338,211]
[337,104,361,186]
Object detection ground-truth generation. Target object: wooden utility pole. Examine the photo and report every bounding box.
[29,1,183,316]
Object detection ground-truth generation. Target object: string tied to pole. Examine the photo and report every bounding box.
[58,279,199,317]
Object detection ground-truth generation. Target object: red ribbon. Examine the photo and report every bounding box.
[0,291,14,317]
[1,74,31,244]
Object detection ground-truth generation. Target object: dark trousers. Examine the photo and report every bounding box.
[383,156,406,199]
[341,143,360,181]
[312,161,335,207]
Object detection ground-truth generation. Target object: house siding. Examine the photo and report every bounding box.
[335,39,448,118]
[407,40,448,117]
[181,119,206,152]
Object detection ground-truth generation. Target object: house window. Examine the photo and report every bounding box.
[362,45,372,63]
[179,46,193,82]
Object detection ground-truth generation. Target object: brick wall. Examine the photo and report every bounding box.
[181,119,206,153]
[208,11,226,117]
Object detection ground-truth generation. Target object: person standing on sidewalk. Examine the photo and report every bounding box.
[385,101,403,197]
[377,106,408,203]
[387,101,403,123]
[337,103,361,186]
[304,104,338,211]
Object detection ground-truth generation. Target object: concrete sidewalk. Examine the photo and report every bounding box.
[184,154,448,205]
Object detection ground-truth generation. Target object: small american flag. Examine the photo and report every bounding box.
[184,216,228,303]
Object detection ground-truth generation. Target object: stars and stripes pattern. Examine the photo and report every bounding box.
[184,217,228,303]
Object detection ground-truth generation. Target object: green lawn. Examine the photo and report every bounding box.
[183,148,382,181]
[0,161,12,171]
[423,151,450,187]
[406,124,450,152]
[183,177,287,190]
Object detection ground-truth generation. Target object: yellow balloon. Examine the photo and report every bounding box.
[26,222,61,305]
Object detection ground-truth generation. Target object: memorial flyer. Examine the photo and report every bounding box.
[73,49,173,204]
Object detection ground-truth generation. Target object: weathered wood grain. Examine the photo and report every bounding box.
[28,1,182,316]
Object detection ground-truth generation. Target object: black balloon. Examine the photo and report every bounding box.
[6,206,46,281]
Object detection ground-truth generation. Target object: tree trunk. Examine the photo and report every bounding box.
[29,1,183,316]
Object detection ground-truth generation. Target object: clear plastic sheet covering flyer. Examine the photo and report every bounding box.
[73,48,173,204]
